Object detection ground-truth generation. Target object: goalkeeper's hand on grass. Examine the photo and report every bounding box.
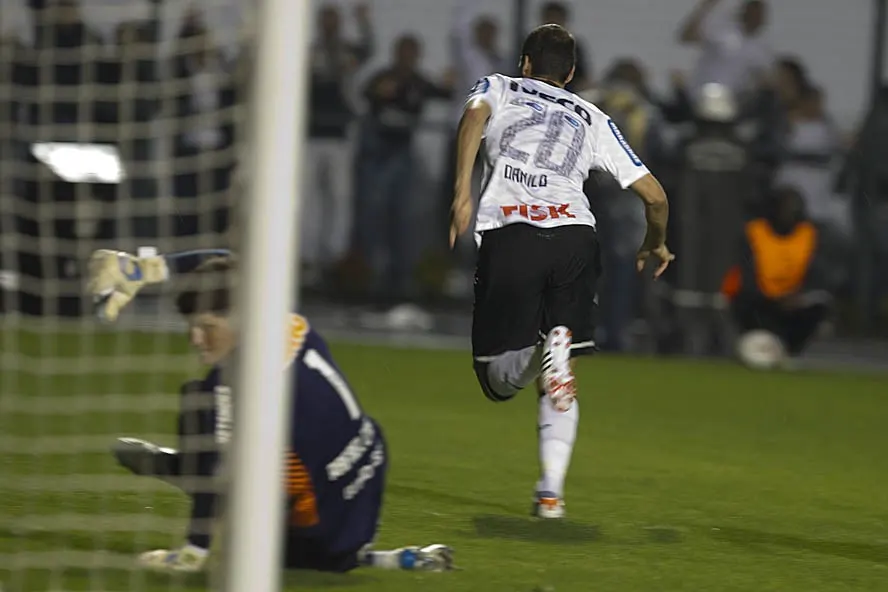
[87,249,168,322]
[137,545,208,573]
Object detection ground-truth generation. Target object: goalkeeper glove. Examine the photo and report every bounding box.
[87,249,168,322]
[137,545,209,573]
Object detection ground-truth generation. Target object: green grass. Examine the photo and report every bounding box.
[2,330,888,591]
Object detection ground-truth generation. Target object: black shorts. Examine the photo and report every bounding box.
[283,534,360,572]
[472,223,601,359]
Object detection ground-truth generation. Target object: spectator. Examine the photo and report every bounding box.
[0,36,21,147]
[439,1,510,285]
[672,83,751,356]
[170,8,237,237]
[582,59,664,351]
[449,0,509,127]
[31,0,102,49]
[721,185,831,358]
[774,86,850,292]
[113,21,162,211]
[836,87,888,330]
[774,87,846,232]
[302,2,374,288]
[678,0,772,105]
[539,2,592,92]
[745,57,809,173]
[22,0,106,128]
[355,35,453,304]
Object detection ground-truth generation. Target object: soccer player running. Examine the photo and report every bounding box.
[449,24,674,518]
[87,250,453,573]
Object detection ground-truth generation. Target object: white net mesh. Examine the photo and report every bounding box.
[0,0,247,589]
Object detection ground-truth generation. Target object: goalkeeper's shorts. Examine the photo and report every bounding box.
[283,534,361,572]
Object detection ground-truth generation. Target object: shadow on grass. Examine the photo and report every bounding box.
[388,483,516,515]
[472,514,601,544]
[711,526,888,565]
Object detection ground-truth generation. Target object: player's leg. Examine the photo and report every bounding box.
[284,432,453,573]
[472,224,548,402]
[533,226,601,518]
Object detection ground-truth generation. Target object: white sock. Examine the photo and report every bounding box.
[536,394,578,498]
[486,345,542,398]
[362,548,426,570]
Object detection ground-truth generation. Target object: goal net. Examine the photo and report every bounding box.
[0,0,257,589]
[4,0,499,588]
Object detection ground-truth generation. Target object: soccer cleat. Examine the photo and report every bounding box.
[136,546,208,573]
[396,544,455,572]
[541,326,576,412]
[415,544,455,571]
[532,491,565,519]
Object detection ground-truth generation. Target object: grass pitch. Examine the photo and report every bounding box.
[1,329,887,591]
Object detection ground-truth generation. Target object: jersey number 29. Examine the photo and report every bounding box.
[499,100,586,177]
[303,349,362,420]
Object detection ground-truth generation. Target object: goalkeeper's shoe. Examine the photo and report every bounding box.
[401,545,455,572]
[541,326,576,412]
[532,491,566,519]
[87,249,168,322]
[137,545,208,573]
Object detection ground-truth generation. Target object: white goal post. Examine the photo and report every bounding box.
[223,0,309,591]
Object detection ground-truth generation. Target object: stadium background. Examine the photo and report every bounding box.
[1,1,888,590]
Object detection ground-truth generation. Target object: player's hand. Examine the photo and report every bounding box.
[137,545,208,573]
[87,249,168,322]
[449,193,473,248]
[636,242,675,279]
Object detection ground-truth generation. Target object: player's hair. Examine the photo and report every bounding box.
[520,24,576,84]
[175,256,237,317]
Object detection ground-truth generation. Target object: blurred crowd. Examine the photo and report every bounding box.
[1,0,887,348]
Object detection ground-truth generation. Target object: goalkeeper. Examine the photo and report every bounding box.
[88,249,453,574]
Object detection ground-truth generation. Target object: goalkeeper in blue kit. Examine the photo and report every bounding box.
[87,249,453,574]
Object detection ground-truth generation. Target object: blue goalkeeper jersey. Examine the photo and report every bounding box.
[181,314,386,556]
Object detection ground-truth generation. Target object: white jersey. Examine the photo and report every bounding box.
[467,74,650,245]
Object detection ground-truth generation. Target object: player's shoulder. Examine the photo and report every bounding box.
[469,72,513,96]
[571,88,611,123]
[286,313,327,367]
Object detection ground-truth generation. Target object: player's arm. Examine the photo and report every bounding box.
[629,173,674,278]
[630,173,669,250]
[116,380,223,572]
[593,118,674,278]
[455,98,490,193]
[449,97,491,246]
[677,0,720,44]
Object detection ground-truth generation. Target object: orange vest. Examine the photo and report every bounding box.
[721,220,817,300]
